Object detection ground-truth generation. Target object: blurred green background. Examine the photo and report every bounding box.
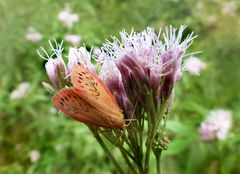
[0,0,240,173]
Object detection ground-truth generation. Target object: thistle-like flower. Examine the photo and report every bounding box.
[38,40,95,91]
[98,59,132,117]
[42,41,69,90]
[68,46,95,73]
[99,26,195,110]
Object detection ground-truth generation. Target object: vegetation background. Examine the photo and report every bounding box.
[0,0,240,173]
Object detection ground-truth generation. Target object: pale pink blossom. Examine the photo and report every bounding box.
[221,1,237,16]
[93,47,102,56]
[38,40,69,90]
[45,57,67,88]
[10,82,30,100]
[184,56,206,75]
[29,150,41,163]
[64,34,81,46]
[25,27,42,43]
[58,3,79,29]
[68,47,95,72]
[207,15,217,24]
[38,40,97,90]
[49,107,57,114]
[199,109,232,141]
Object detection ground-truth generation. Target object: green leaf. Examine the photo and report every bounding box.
[165,138,192,156]
[186,142,207,174]
[166,120,197,137]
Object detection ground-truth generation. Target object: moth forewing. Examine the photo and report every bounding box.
[51,88,125,129]
[71,64,125,118]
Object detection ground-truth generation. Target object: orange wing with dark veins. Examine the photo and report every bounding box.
[51,87,125,128]
[71,64,124,121]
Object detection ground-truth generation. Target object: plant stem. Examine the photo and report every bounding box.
[144,128,154,173]
[156,150,162,174]
[89,127,126,174]
[119,148,138,174]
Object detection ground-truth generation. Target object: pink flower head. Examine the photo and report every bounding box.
[39,40,96,91]
[98,26,196,107]
[25,27,42,43]
[199,109,232,141]
[68,47,95,73]
[221,1,237,16]
[58,3,79,29]
[29,150,41,163]
[10,82,30,100]
[199,123,216,141]
[184,56,206,75]
[64,34,81,46]
[93,47,102,56]
[99,59,132,117]
[38,40,69,90]
[160,26,195,98]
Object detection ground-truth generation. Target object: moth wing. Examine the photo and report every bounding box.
[71,64,124,120]
[51,87,124,128]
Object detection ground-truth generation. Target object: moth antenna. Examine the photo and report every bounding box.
[125,118,137,124]
[98,128,111,134]
[124,99,139,127]
[113,99,139,145]
[65,72,72,79]
[113,130,124,146]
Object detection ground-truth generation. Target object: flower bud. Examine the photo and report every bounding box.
[153,133,170,152]
[42,82,55,94]
[68,47,95,73]
[45,56,68,89]
[99,60,132,118]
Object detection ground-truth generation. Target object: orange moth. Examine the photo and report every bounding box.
[52,64,125,128]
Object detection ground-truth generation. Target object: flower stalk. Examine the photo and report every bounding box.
[88,126,126,174]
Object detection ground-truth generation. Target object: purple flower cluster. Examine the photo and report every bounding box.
[40,26,195,117]
[98,26,195,116]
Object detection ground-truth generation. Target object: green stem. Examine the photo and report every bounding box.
[89,127,126,174]
[156,150,162,174]
[144,127,154,173]
[122,133,144,173]
[137,117,144,173]
[123,133,137,155]
[119,148,138,174]
[137,159,144,174]
[127,126,144,173]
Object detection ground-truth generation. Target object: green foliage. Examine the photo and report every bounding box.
[0,0,240,173]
